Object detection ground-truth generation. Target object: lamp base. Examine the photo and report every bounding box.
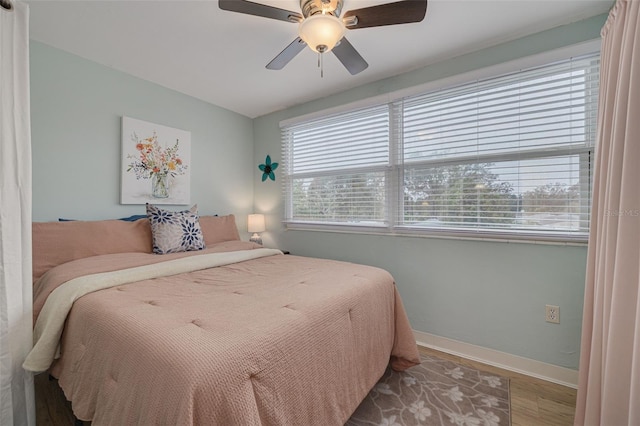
[249,233,263,245]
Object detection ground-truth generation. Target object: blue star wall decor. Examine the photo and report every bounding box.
[259,155,278,181]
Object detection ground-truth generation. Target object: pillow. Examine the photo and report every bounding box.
[119,214,148,222]
[198,214,241,245]
[32,218,153,282]
[58,214,148,222]
[146,204,206,254]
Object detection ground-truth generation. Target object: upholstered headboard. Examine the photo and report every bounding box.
[32,214,241,282]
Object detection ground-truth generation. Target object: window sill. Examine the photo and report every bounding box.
[283,222,588,247]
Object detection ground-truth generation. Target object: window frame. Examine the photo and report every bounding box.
[281,41,601,244]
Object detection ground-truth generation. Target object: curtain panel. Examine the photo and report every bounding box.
[0,1,35,425]
[575,0,640,424]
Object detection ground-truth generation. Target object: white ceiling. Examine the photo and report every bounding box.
[26,0,612,118]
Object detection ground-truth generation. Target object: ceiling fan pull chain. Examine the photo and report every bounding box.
[317,51,325,78]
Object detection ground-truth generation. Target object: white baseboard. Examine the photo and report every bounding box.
[414,330,578,389]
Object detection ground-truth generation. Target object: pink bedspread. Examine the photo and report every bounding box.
[41,243,420,425]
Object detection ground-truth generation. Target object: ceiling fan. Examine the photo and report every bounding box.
[219,0,428,76]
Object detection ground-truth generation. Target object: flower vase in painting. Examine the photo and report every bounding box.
[152,172,170,198]
[126,131,187,199]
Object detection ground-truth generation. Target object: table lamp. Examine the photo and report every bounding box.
[247,214,265,245]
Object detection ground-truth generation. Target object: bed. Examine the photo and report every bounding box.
[24,211,420,425]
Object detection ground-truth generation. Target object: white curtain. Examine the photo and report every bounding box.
[0,1,35,425]
[575,0,640,425]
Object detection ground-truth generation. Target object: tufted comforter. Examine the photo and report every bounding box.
[30,242,420,425]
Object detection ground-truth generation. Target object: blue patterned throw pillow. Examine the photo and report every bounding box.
[146,204,206,254]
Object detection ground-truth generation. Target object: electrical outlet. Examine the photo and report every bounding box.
[545,305,560,323]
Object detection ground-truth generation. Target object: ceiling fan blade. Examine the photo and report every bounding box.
[266,38,306,70]
[219,0,302,23]
[343,0,427,29]
[332,38,368,75]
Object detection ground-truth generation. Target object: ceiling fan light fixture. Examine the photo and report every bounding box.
[298,14,345,53]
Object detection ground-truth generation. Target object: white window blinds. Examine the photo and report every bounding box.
[282,105,390,225]
[400,54,599,238]
[282,52,600,241]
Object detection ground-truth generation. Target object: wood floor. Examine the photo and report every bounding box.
[35,373,77,426]
[35,346,577,425]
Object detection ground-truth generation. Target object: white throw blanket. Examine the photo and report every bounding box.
[23,248,282,372]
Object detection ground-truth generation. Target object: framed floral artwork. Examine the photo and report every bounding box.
[121,116,191,205]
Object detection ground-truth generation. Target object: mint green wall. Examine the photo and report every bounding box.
[253,14,608,369]
[30,41,255,230]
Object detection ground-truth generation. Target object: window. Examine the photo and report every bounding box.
[282,52,600,242]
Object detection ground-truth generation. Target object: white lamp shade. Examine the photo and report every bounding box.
[247,214,266,233]
[298,14,345,53]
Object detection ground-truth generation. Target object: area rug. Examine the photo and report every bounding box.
[346,354,511,426]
